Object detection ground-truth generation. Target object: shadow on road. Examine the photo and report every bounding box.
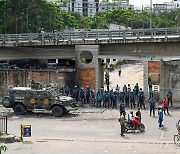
[1,110,80,119]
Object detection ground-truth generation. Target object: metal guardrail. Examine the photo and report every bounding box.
[0,116,7,134]
[0,28,180,44]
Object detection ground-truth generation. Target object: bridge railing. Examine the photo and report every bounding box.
[0,28,180,44]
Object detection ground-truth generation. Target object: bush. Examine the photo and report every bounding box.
[0,133,7,154]
[116,60,127,66]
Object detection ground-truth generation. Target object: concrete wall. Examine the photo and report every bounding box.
[160,60,180,102]
[0,69,75,97]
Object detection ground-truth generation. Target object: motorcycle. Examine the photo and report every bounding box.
[125,116,145,132]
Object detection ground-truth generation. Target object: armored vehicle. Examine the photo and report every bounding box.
[1,83,78,117]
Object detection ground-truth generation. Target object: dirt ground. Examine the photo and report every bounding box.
[105,62,144,91]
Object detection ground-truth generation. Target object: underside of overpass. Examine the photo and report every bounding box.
[0,45,75,60]
[99,42,180,59]
[0,41,180,60]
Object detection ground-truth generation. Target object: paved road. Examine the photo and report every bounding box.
[1,105,180,154]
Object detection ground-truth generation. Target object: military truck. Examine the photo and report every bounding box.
[1,83,78,117]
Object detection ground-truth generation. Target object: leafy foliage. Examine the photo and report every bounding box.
[0,133,7,154]
[0,0,179,34]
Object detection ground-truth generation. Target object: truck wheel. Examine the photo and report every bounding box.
[14,104,26,115]
[2,96,12,108]
[52,106,64,117]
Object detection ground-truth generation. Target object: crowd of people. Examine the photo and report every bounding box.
[63,86,95,106]
[62,82,146,111]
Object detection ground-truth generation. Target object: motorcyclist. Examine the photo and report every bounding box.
[128,111,141,130]
[128,111,135,129]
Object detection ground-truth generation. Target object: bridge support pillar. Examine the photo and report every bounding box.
[143,61,149,103]
[75,45,104,93]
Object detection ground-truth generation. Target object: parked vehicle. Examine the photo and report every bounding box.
[1,82,78,117]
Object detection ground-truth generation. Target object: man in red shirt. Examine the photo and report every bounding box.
[163,97,170,115]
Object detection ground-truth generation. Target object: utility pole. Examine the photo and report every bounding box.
[142,5,144,29]
[150,0,152,29]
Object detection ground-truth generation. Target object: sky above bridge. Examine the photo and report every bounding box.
[130,0,171,8]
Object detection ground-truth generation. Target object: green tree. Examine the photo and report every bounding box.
[0,0,179,34]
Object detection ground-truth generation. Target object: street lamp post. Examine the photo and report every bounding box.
[150,0,152,29]
[142,5,145,29]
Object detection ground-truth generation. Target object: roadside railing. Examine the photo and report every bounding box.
[0,116,7,134]
[0,28,180,44]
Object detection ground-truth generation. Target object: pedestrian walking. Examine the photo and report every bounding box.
[149,97,155,117]
[167,90,173,107]
[118,66,122,77]
[119,112,126,136]
[162,97,170,115]
[158,107,164,129]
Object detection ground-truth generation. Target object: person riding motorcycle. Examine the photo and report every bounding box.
[128,111,141,128]
[125,111,145,132]
[128,111,135,129]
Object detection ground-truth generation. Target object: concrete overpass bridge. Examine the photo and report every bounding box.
[0,28,180,60]
[0,28,180,102]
